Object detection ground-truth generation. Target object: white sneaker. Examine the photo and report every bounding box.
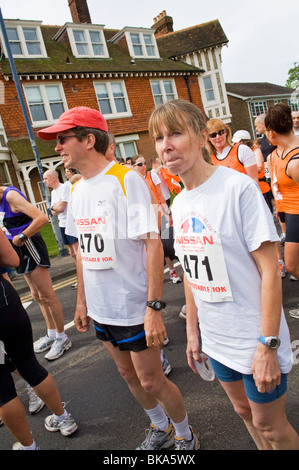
[169,270,182,283]
[44,412,78,436]
[34,335,55,354]
[290,275,298,281]
[26,385,45,414]
[179,305,186,319]
[44,337,72,361]
[12,442,39,450]
[289,309,299,319]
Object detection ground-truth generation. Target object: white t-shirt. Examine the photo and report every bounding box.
[151,169,170,201]
[68,161,159,326]
[64,181,78,237]
[50,183,69,227]
[172,166,292,375]
[216,144,257,168]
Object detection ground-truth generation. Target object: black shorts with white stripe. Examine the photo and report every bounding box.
[11,232,50,274]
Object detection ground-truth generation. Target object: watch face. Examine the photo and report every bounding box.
[155,301,161,309]
[270,339,278,347]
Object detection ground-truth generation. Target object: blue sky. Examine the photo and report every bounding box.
[1,0,297,87]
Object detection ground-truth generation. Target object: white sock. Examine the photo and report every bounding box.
[54,410,68,422]
[22,440,38,450]
[47,329,56,340]
[172,414,192,440]
[144,404,169,432]
[56,331,67,341]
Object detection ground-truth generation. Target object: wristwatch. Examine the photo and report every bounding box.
[18,232,28,242]
[259,335,281,350]
[146,300,166,311]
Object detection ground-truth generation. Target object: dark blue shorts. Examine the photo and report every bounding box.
[94,321,147,352]
[285,213,299,243]
[60,226,78,245]
[209,357,288,404]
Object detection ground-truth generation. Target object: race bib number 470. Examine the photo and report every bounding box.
[175,230,233,302]
[76,215,117,270]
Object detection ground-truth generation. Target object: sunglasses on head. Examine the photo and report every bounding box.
[134,162,147,167]
[208,129,226,139]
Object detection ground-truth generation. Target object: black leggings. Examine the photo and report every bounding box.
[0,276,48,406]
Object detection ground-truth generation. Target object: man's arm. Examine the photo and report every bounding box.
[73,248,90,332]
[143,233,167,347]
[251,240,282,393]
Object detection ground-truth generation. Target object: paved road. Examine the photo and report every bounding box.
[1,262,299,453]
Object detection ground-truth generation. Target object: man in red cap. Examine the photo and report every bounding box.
[38,107,199,450]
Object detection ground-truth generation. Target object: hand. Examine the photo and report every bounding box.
[144,308,167,347]
[252,343,281,393]
[12,235,24,247]
[74,304,90,332]
[186,331,202,375]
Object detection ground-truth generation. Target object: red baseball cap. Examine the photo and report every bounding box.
[37,106,108,140]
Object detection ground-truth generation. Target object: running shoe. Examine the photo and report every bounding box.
[136,422,175,450]
[169,270,182,283]
[179,305,187,319]
[12,442,39,450]
[34,335,55,354]
[26,385,45,414]
[290,275,298,281]
[44,337,72,361]
[161,354,172,376]
[44,412,78,436]
[0,418,3,426]
[174,428,200,450]
[289,309,299,319]
[279,262,287,278]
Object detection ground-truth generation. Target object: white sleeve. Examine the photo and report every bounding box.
[125,170,159,239]
[238,144,258,168]
[150,170,161,187]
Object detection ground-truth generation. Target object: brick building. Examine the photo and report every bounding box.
[0,1,230,210]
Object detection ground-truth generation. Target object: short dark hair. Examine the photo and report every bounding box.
[73,126,109,154]
[265,103,293,135]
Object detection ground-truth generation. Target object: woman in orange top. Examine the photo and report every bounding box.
[265,103,299,285]
[207,119,259,184]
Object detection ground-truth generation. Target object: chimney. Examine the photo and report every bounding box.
[152,10,173,37]
[68,0,92,24]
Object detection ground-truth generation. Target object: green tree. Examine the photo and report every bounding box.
[286,63,299,89]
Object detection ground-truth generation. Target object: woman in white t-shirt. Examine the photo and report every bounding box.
[148,99,299,450]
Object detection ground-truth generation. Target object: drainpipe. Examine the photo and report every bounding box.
[184,75,193,103]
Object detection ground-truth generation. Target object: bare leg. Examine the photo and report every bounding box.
[24,266,64,333]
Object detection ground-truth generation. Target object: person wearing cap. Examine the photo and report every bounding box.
[207,119,259,183]
[38,106,199,451]
[232,130,287,279]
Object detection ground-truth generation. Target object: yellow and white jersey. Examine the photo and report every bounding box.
[68,161,159,326]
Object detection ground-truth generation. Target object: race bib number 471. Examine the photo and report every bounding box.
[175,230,233,303]
[76,215,117,270]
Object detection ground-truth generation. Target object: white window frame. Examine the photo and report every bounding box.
[125,29,159,59]
[94,81,131,119]
[1,20,47,58]
[150,79,177,106]
[23,82,67,127]
[250,101,268,118]
[66,24,109,59]
[115,135,139,161]
[203,75,216,103]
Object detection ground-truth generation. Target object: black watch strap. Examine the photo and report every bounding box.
[146,300,166,310]
[18,232,28,242]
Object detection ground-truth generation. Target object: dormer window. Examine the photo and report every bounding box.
[130,32,156,57]
[110,27,159,60]
[1,20,47,58]
[127,29,159,59]
[66,24,109,58]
